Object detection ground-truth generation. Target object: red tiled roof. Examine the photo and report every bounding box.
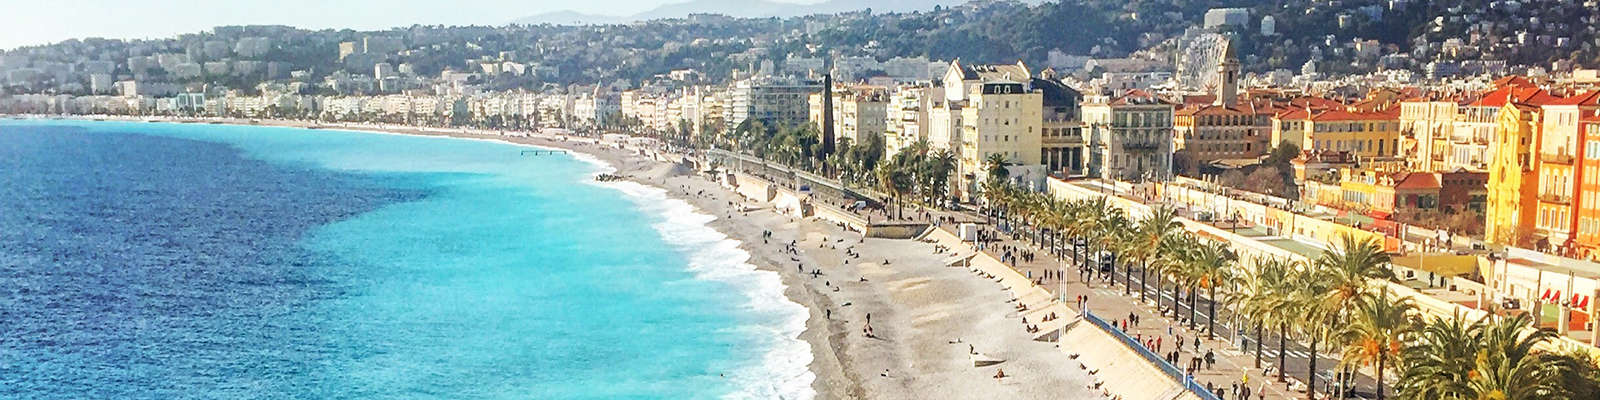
[1546,91,1600,106]
[1182,94,1217,106]
[1308,108,1399,122]
[1177,104,1251,116]
[1275,108,1312,120]
[1108,89,1171,106]
[1392,172,1441,190]
[1470,86,1563,108]
[1516,88,1563,106]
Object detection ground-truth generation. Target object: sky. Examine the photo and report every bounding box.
[0,0,816,51]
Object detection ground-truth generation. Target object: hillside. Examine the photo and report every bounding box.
[1,0,1596,95]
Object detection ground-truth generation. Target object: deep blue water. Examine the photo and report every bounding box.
[0,121,811,399]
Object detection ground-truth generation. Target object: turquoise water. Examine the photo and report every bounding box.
[0,120,812,399]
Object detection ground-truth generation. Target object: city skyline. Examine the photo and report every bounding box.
[0,0,832,51]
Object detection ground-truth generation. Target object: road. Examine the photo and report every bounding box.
[1098,255,1382,399]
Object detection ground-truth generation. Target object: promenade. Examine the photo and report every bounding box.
[972,226,1360,400]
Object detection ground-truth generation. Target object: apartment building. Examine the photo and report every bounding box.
[1083,89,1174,181]
[957,80,1043,200]
[809,85,889,143]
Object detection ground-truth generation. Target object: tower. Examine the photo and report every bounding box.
[1215,39,1240,107]
[821,73,836,157]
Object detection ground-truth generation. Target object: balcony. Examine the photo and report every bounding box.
[1043,135,1083,145]
[1120,141,1163,151]
[1540,194,1572,205]
[1540,153,1575,165]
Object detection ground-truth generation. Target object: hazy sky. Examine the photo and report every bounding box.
[0,0,816,51]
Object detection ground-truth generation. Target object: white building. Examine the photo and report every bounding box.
[1082,89,1174,181]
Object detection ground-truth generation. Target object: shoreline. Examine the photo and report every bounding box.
[11,116,1098,399]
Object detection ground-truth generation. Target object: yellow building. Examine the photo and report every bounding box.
[1486,99,1551,246]
[1292,109,1403,158]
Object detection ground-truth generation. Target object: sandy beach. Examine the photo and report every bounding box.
[32,117,1102,399]
[490,131,1097,399]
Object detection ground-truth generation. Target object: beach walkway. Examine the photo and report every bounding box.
[970,229,1324,400]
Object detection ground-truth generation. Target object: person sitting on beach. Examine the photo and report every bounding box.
[993,369,1006,379]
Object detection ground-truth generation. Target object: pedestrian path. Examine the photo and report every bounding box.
[975,229,1313,400]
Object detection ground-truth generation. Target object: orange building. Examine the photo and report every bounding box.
[1537,92,1600,255]
[1570,108,1600,258]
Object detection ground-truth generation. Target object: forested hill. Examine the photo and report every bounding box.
[2,0,1595,94]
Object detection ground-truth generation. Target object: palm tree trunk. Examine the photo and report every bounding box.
[1154,273,1163,311]
[1307,333,1318,400]
[1376,353,1385,400]
[1255,324,1263,368]
[1139,260,1148,303]
[1171,283,1181,321]
[1123,255,1132,296]
[1207,285,1217,340]
[1188,288,1197,330]
[1278,324,1287,382]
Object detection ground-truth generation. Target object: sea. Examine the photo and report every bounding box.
[0,120,813,399]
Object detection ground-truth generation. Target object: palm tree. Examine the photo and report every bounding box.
[1467,314,1568,399]
[1108,219,1138,296]
[1073,197,1112,279]
[985,153,1010,184]
[927,150,957,205]
[1161,234,1200,327]
[1395,312,1478,400]
[1059,199,1094,281]
[1189,241,1237,340]
[1237,257,1296,370]
[1131,206,1184,304]
[1339,287,1418,400]
[1291,263,1336,399]
[1312,233,1395,398]
[1315,234,1396,317]
[1092,205,1129,289]
[876,163,911,218]
[1553,346,1600,399]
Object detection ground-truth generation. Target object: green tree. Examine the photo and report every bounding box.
[1339,287,1418,400]
[985,153,1010,184]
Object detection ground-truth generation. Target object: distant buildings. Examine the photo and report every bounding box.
[809,84,889,143]
[727,79,817,130]
[1203,8,1250,30]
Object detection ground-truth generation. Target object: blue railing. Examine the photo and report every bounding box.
[1080,310,1223,400]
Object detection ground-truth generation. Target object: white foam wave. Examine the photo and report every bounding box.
[598,178,816,400]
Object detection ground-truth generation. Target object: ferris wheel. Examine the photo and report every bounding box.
[1176,33,1231,92]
